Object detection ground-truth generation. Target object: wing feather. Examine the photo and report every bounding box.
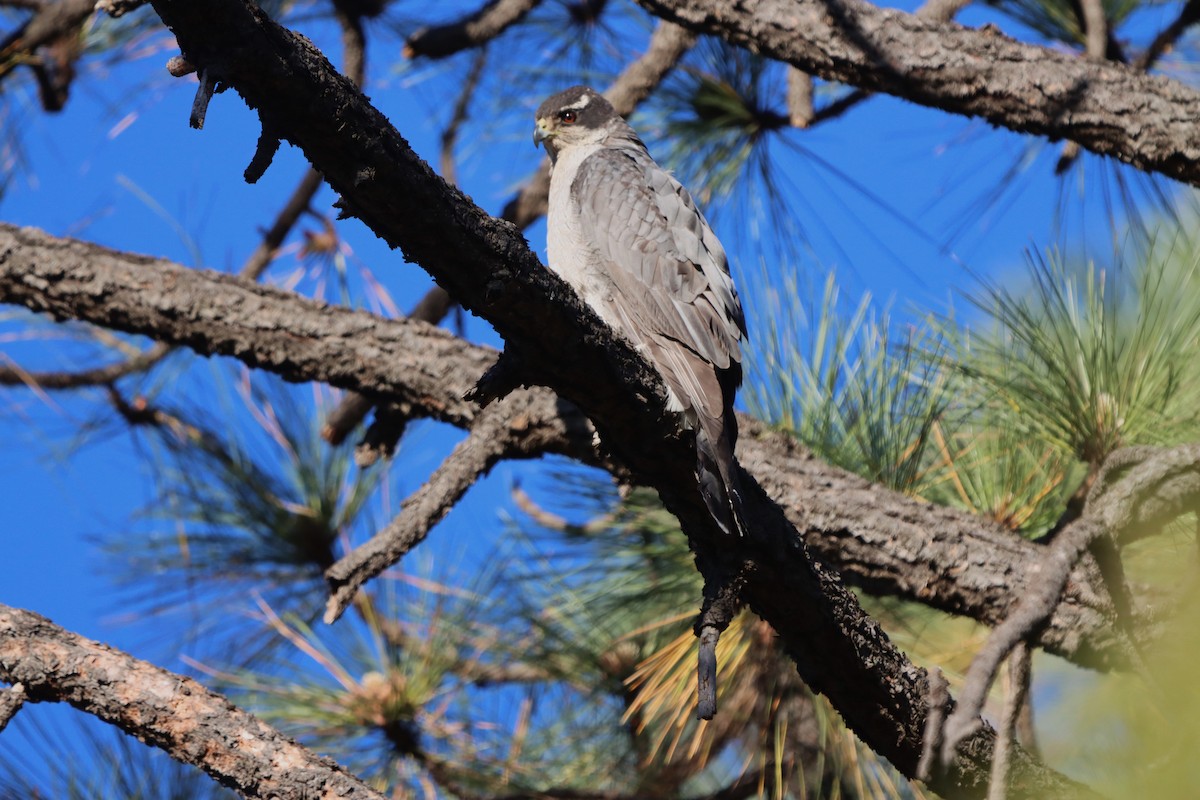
[570,148,745,377]
[568,143,748,536]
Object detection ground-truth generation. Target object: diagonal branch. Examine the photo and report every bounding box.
[324,390,587,622]
[404,0,543,60]
[941,517,1105,765]
[0,340,171,389]
[1135,0,1200,71]
[1,222,1098,797]
[633,0,1200,187]
[0,223,1145,672]
[0,604,390,799]
[939,442,1200,771]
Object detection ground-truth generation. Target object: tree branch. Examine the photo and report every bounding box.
[0,604,390,799]
[938,441,1200,772]
[324,390,583,622]
[941,518,1105,766]
[0,341,171,389]
[404,0,542,60]
[633,0,1200,187]
[0,223,1146,672]
[0,221,1102,797]
[1134,0,1200,71]
[0,681,25,733]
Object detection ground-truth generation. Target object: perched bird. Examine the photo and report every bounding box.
[534,85,748,536]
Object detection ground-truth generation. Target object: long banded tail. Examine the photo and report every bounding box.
[695,422,748,537]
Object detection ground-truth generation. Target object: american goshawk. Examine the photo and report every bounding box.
[534,85,748,536]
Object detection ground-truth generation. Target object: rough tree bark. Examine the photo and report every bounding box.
[634,0,1200,186]
[0,223,1093,800]
[0,222,1138,673]
[0,605,390,800]
[5,0,1188,794]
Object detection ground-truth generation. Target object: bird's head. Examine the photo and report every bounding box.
[533,85,617,158]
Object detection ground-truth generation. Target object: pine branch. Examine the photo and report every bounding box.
[0,604,388,799]
[0,222,1147,672]
[404,0,543,60]
[0,221,1113,797]
[634,0,1200,186]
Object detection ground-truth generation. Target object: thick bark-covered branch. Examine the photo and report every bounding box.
[0,605,389,800]
[0,223,1103,797]
[6,0,1124,791]
[0,223,1134,671]
[0,225,499,428]
[634,0,1200,187]
[739,420,1142,671]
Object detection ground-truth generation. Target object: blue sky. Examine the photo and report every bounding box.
[0,0,1182,789]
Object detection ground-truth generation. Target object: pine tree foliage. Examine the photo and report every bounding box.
[5,0,1200,797]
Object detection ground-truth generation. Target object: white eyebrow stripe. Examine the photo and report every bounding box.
[561,94,593,111]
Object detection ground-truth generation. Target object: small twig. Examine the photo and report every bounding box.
[166,55,195,77]
[942,517,1103,766]
[1135,0,1200,70]
[320,284,457,446]
[404,0,542,60]
[241,1,364,279]
[794,0,969,128]
[321,391,377,446]
[1055,0,1108,172]
[331,0,367,87]
[1054,141,1083,175]
[511,482,617,536]
[466,350,528,407]
[243,124,282,184]
[407,284,456,324]
[987,643,1031,800]
[1016,687,1040,759]
[1079,0,1108,62]
[694,570,745,720]
[0,682,25,733]
[1087,443,1200,545]
[917,668,951,782]
[603,21,695,114]
[0,0,93,69]
[696,624,719,720]
[239,170,325,279]
[354,402,410,467]
[189,67,217,129]
[0,341,171,389]
[106,386,236,464]
[786,67,813,128]
[440,46,488,187]
[324,395,533,623]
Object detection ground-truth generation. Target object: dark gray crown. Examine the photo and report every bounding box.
[535,85,616,128]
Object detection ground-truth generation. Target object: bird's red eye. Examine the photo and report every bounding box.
[560,110,577,124]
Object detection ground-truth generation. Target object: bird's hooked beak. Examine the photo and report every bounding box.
[533,118,552,148]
